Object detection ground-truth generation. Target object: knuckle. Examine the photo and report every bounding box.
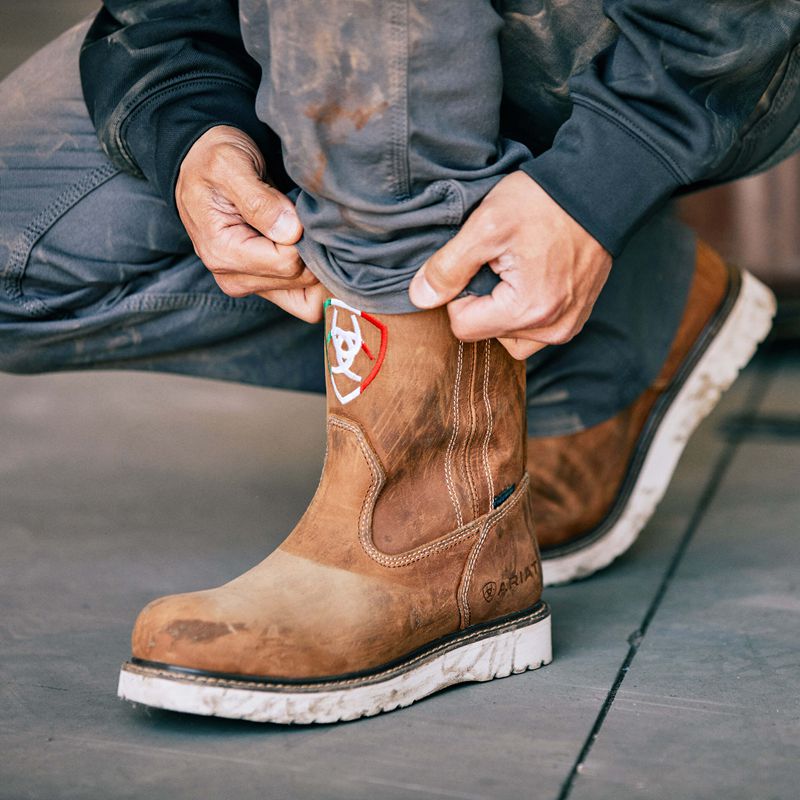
[427,257,462,296]
[273,256,303,279]
[214,275,249,299]
[195,241,222,270]
[498,296,528,328]
[448,313,475,342]
[202,258,223,275]
[478,209,502,240]
[302,306,324,323]
[203,255,228,275]
[243,192,278,222]
[477,201,510,239]
[528,302,561,328]
[213,275,233,295]
[506,301,529,326]
[542,324,576,346]
[300,270,319,286]
[203,243,240,274]
[207,145,234,174]
[422,259,447,291]
[507,341,530,359]
[207,148,224,172]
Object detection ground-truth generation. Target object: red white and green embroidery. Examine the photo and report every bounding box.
[324,298,388,405]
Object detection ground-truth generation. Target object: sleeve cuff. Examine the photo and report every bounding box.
[520,101,684,256]
[120,79,290,213]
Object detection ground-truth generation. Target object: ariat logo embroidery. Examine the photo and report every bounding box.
[324,298,388,405]
[482,561,539,603]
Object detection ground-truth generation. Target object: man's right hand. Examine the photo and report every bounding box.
[176,125,325,322]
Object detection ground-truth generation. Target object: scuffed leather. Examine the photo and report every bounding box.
[527,240,730,550]
[131,305,541,679]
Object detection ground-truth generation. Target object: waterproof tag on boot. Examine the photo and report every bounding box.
[324,298,388,405]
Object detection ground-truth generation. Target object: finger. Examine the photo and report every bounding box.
[214,268,318,299]
[445,280,521,341]
[260,282,327,323]
[408,208,505,309]
[225,170,302,245]
[204,224,305,279]
[234,237,305,279]
[498,337,547,360]
[447,275,587,347]
[500,313,587,347]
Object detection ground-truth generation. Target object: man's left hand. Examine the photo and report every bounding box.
[408,171,612,359]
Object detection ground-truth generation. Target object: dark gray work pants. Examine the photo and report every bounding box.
[1,10,775,434]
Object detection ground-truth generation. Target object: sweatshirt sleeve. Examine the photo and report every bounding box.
[79,0,289,210]
[521,0,800,255]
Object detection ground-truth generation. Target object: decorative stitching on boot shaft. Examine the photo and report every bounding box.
[481,340,495,516]
[444,340,465,529]
[327,415,530,568]
[463,342,480,520]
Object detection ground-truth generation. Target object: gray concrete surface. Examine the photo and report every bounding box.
[3,353,797,800]
[2,5,799,799]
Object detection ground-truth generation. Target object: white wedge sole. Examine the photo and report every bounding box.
[118,602,551,724]
[541,269,776,587]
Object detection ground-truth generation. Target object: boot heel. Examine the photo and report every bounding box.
[460,604,553,682]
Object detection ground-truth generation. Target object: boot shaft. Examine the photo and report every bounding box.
[323,299,527,551]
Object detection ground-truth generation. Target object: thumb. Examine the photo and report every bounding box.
[408,211,500,309]
[227,169,302,245]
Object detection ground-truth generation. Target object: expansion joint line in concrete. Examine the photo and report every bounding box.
[555,352,776,800]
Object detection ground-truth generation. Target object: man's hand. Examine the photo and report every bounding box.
[408,172,612,359]
[176,125,325,322]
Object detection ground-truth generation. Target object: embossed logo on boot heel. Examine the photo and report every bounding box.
[482,561,539,603]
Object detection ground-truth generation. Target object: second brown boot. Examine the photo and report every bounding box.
[118,300,551,723]
[528,241,776,586]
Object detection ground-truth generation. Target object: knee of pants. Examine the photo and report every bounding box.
[0,238,143,377]
[0,312,75,375]
[0,341,51,375]
[0,244,191,377]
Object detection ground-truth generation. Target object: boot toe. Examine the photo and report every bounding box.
[130,591,252,674]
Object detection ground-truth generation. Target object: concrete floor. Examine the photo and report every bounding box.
[3,347,799,800]
[2,5,800,799]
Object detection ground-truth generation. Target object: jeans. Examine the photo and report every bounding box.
[0,14,769,436]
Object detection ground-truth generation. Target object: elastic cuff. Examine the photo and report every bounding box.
[121,80,289,213]
[520,100,684,256]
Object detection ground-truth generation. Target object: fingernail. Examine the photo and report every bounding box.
[410,272,441,308]
[270,210,300,242]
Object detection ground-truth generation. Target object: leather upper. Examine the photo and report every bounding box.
[131,304,542,678]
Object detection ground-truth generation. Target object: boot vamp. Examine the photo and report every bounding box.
[131,548,459,679]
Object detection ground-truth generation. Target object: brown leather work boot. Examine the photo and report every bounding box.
[119,300,551,723]
[529,241,776,586]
